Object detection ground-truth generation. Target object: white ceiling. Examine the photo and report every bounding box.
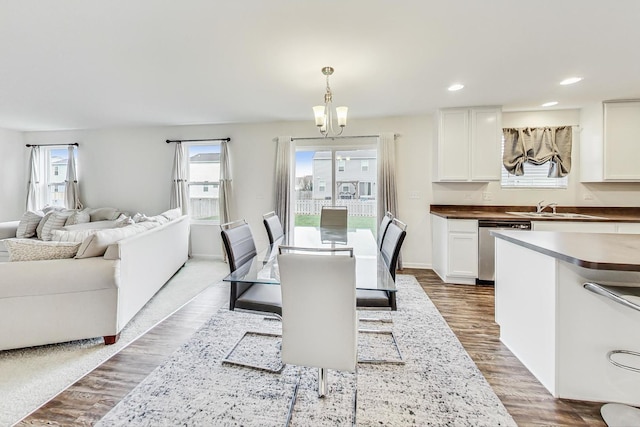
[1,0,639,131]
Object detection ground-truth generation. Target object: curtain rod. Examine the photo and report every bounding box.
[291,134,391,142]
[166,138,230,144]
[25,143,79,147]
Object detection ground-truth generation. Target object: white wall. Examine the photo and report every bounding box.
[12,109,640,268]
[0,128,26,221]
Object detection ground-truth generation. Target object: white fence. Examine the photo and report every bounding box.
[295,199,376,217]
[190,198,220,220]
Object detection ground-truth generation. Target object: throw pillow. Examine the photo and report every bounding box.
[65,208,91,226]
[5,238,81,261]
[51,228,100,243]
[161,208,182,221]
[40,211,74,241]
[35,211,54,239]
[103,243,121,260]
[115,214,135,227]
[42,205,65,214]
[16,211,44,238]
[75,224,149,259]
[89,207,121,222]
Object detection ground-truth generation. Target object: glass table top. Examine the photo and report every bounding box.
[223,226,396,292]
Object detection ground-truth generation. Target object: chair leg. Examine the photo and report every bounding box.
[284,370,302,427]
[222,331,284,373]
[318,367,328,398]
[357,329,405,365]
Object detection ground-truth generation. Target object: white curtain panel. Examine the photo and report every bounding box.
[377,132,401,267]
[64,145,83,209]
[219,140,232,225]
[170,142,189,215]
[275,136,292,238]
[26,145,40,212]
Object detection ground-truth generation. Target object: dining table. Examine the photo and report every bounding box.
[222,226,396,292]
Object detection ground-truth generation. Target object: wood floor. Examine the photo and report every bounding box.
[20,268,606,426]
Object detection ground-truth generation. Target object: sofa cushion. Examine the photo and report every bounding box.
[75,223,156,259]
[65,208,91,226]
[5,238,82,261]
[40,211,74,241]
[89,207,121,222]
[63,220,119,231]
[16,211,44,238]
[161,208,182,221]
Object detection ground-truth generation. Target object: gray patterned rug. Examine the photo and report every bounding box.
[97,275,516,426]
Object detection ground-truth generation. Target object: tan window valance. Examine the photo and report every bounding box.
[502,126,572,177]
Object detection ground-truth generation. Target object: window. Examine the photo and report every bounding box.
[318,180,326,192]
[500,136,568,189]
[361,160,369,172]
[359,182,373,197]
[43,147,72,207]
[186,144,221,221]
[342,184,350,193]
[338,159,345,172]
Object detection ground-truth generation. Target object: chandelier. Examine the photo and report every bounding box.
[312,66,348,137]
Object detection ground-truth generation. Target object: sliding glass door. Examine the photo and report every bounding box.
[294,142,377,234]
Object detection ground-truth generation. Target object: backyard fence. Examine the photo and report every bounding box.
[295,199,376,217]
[189,198,220,220]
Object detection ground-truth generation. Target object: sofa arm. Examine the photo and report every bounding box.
[0,221,19,240]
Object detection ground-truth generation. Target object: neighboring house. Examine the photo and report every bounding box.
[312,150,377,200]
[48,156,68,206]
[189,152,220,199]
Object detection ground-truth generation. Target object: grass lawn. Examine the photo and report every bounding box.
[294,214,377,235]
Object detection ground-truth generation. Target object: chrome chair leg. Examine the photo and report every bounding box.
[318,367,328,397]
[222,331,284,373]
[357,329,405,365]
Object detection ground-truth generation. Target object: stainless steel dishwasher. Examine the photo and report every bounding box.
[477,220,531,285]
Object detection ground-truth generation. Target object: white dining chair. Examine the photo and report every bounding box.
[320,205,348,228]
[277,246,357,399]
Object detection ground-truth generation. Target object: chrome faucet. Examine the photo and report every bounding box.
[536,200,557,214]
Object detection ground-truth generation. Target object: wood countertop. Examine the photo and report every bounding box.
[492,230,640,272]
[430,205,640,222]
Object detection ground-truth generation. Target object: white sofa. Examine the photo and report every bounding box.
[0,215,189,351]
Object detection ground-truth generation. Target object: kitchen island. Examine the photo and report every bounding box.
[492,230,640,406]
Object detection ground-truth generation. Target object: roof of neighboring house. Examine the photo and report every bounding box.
[313,150,376,160]
[190,153,220,162]
[51,156,67,166]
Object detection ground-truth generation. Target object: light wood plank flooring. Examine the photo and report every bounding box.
[20,268,606,426]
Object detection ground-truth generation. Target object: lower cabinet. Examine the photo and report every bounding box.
[431,215,478,285]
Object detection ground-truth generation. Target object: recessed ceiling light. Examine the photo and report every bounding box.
[560,77,583,85]
[448,83,464,91]
[542,101,559,107]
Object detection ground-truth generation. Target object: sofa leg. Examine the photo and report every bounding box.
[103,334,120,345]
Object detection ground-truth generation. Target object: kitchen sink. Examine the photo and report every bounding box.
[505,212,605,219]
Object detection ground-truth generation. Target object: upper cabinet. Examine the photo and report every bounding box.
[433,106,502,182]
[580,100,640,182]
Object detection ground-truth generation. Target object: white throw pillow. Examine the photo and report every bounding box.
[16,211,44,238]
[40,211,74,241]
[5,238,81,261]
[75,224,150,259]
[161,208,182,221]
[65,209,91,226]
[35,212,53,240]
[89,207,121,222]
[115,214,135,227]
[51,228,100,243]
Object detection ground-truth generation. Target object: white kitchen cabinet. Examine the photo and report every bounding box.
[431,215,478,285]
[580,100,640,182]
[433,106,502,182]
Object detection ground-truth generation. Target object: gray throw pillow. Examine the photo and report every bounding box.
[16,211,44,238]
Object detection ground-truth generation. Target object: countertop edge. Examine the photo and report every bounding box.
[492,231,640,272]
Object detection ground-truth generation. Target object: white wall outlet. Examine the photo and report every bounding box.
[583,192,593,201]
[482,192,493,201]
[409,191,420,199]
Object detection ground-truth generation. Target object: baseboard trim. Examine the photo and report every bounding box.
[401,263,431,270]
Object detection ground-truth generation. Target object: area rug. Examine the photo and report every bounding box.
[97,275,516,426]
[0,257,229,427]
